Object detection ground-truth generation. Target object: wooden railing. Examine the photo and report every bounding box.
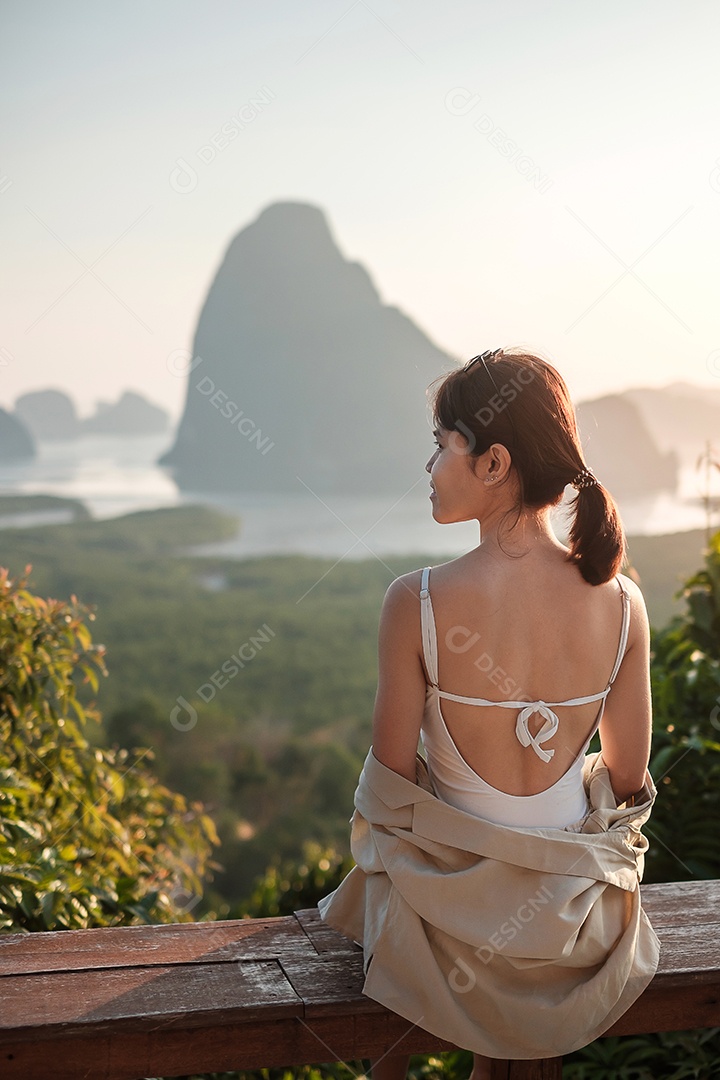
[1,880,719,1080]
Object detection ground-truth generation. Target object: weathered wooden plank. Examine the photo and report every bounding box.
[0,959,301,1039]
[640,879,720,927]
[296,1010,458,1063]
[490,1061,562,1080]
[0,1014,458,1080]
[649,923,720,979]
[0,915,312,975]
[294,907,362,954]
[604,979,720,1035]
[2,915,718,1041]
[281,953,373,1016]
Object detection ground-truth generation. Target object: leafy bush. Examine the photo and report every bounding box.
[238,840,354,918]
[0,567,220,931]
[643,529,720,882]
[562,1028,720,1078]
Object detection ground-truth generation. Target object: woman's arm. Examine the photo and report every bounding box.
[371,573,428,783]
[598,577,653,804]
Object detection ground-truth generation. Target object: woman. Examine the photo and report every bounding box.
[318,348,658,1078]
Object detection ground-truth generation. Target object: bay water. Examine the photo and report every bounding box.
[0,434,717,558]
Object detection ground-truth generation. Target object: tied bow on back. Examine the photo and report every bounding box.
[515,702,559,763]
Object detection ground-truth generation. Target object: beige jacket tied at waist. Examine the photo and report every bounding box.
[317,748,660,1060]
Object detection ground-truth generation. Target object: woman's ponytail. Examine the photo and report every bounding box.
[566,477,626,586]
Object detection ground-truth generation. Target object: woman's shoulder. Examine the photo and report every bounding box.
[614,571,650,648]
[383,555,468,605]
[382,567,425,610]
[380,560,460,629]
[615,571,645,599]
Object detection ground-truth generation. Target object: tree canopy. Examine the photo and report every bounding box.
[0,567,219,932]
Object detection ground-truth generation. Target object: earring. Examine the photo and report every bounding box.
[485,477,496,484]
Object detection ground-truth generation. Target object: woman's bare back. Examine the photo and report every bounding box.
[416,544,649,799]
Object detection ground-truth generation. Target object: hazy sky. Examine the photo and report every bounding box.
[2,0,719,417]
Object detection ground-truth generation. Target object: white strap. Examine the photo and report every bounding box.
[607,577,632,686]
[435,688,611,708]
[419,566,438,686]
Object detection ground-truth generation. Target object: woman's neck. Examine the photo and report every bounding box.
[476,506,567,559]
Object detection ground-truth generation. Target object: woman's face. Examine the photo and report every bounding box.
[426,425,487,524]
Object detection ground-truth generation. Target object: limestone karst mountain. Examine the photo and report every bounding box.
[159,201,456,495]
[576,395,679,497]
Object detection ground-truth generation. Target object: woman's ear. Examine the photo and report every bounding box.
[479,443,512,482]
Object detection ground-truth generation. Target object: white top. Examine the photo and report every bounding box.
[419,565,632,828]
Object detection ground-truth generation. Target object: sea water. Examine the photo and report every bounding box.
[0,434,717,558]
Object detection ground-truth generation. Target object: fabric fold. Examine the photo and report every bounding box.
[318,747,660,1060]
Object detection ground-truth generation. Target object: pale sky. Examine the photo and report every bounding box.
[2,0,719,418]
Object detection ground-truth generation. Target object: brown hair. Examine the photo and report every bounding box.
[429,348,626,585]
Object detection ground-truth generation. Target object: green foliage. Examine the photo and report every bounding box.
[0,494,90,520]
[0,567,220,932]
[643,529,720,883]
[562,1028,720,1078]
[238,841,354,918]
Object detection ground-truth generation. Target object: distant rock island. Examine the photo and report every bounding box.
[13,389,170,441]
[159,201,454,495]
[623,382,720,467]
[16,389,79,440]
[82,391,169,436]
[0,408,35,460]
